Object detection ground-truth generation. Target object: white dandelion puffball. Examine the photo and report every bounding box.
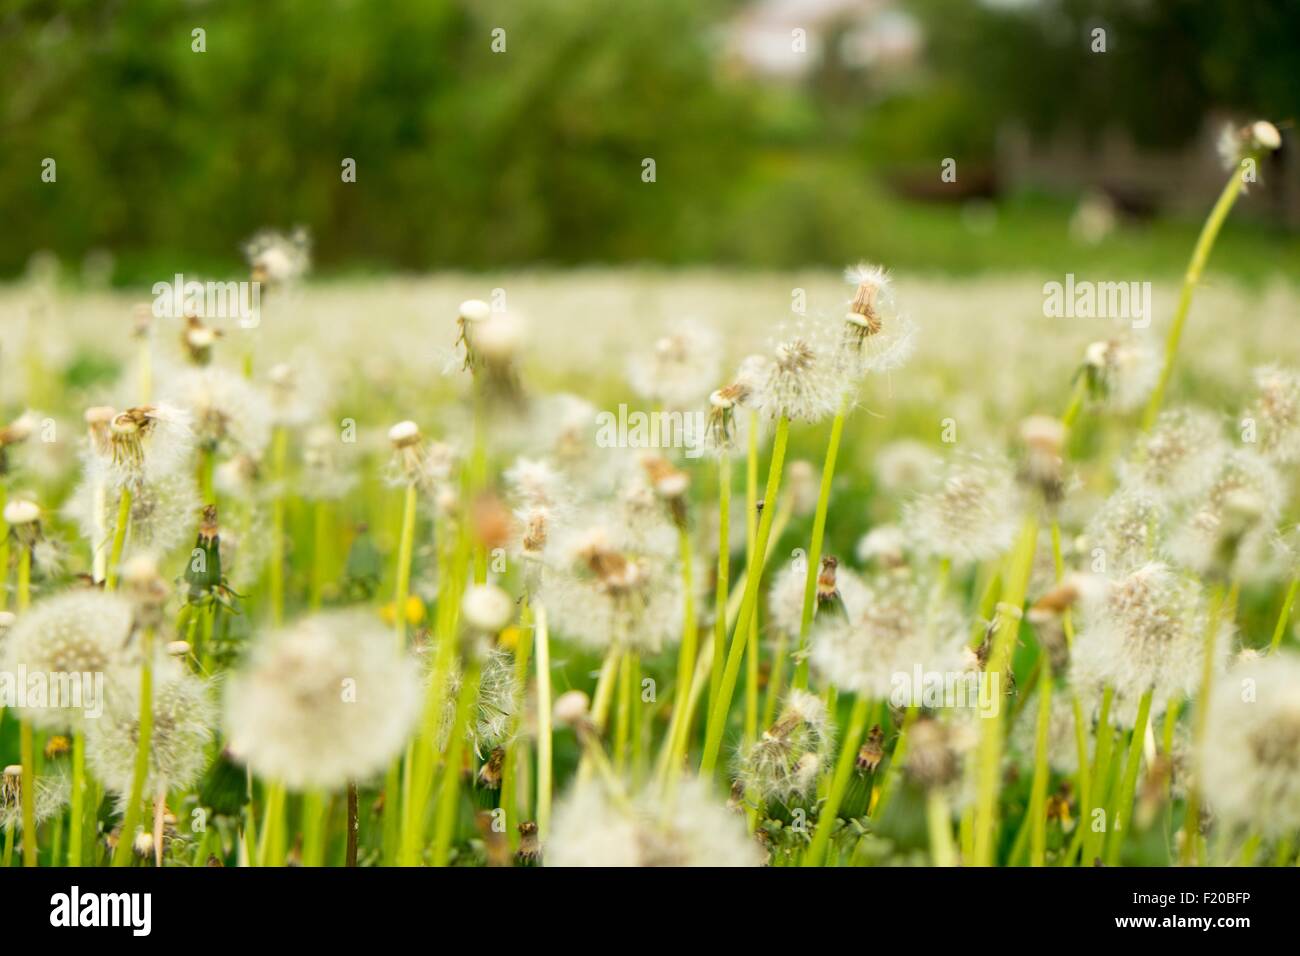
[626,321,720,411]
[902,453,1020,565]
[810,569,970,701]
[86,660,216,797]
[223,611,424,791]
[1,590,135,730]
[1247,365,1300,465]
[1203,653,1300,836]
[768,560,869,637]
[1069,563,1228,728]
[163,365,272,460]
[546,776,763,867]
[754,316,850,424]
[1119,406,1226,506]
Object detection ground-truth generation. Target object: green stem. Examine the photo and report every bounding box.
[1142,169,1247,431]
[700,416,790,776]
[803,694,870,866]
[1268,577,1298,654]
[268,426,288,626]
[794,401,846,690]
[104,487,133,591]
[301,791,327,867]
[1105,688,1153,866]
[972,516,1038,866]
[1028,660,1053,867]
[927,789,958,868]
[711,453,732,714]
[19,720,36,866]
[69,732,85,866]
[1182,581,1235,865]
[112,628,155,866]
[534,603,554,840]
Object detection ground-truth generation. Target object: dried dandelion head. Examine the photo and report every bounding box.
[245,228,311,284]
[0,765,70,831]
[755,318,849,424]
[1217,120,1282,173]
[164,366,271,460]
[736,690,835,805]
[839,263,917,377]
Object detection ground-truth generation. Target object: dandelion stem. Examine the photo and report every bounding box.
[256,782,287,866]
[534,603,554,841]
[710,454,731,723]
[1142,169,1247,431]
[663,524,698,776]
[1028,659,1053,867]
[794,399,846,690]
[973,516,1038,866]
[1182,580,1236,865]
[1268,577,1298,654]
[872,704,917,822]
[804,693,870,866]
[431,661,480,866]
[112,627,155,867]
[105,487,133,591]
[345,782,358,867]
[18,719,36,866]
[301,790,327,867]
[69,731,85,867]
[268,426,289,626]
[927,789,958,868]
[700,415,790,777]
[1105,688,1153,866]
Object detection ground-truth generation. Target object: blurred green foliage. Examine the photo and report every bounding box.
[2,0,1298,282]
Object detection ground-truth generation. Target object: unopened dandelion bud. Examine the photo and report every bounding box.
[815,555,848,622]
[461,584,514,635]
[1019,415,1066,503]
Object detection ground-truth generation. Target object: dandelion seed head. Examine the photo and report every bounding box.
[811,569,969,699]
[547,776,763,867]
[627,321,720,411]
[736,689,835,804]
[1,590,134,730]
[0,766,70,831]
[88,660,215,798]
[903,453,1020,564]
[223,611,423,791]
[1203,652,1300,836]
[164,366,271,460]
[767,559,868,636]
[461,584,515,634]
[1070,562,1227,727]
[1167,449,1283,580]
[1084,487,1166,576]
[1120,406,1226,505]
[839,262,917,377]
[245,228,310,284]
[1247,365,1300,464]
[1083,334,1158,412]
